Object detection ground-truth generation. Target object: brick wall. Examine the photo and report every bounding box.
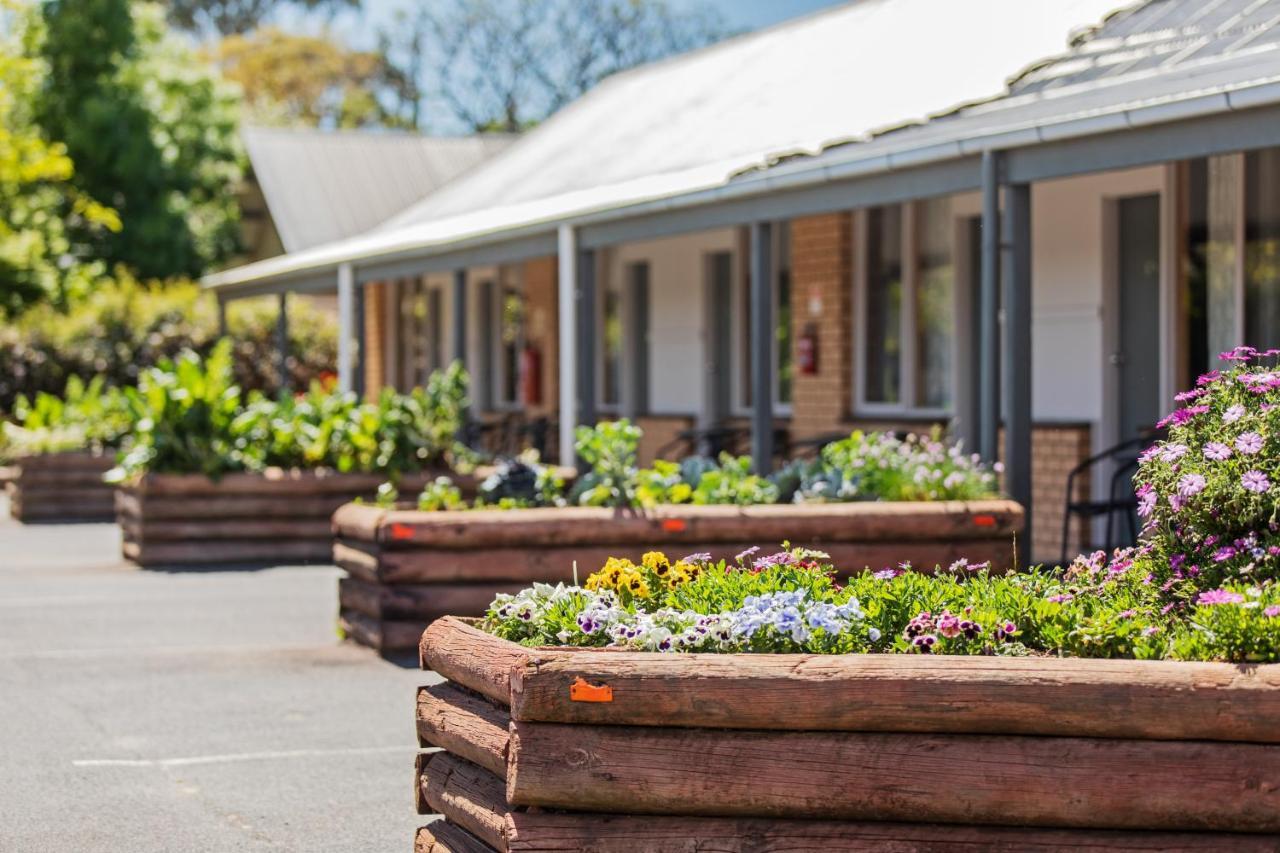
[995,424,1093,566]
[362,282,387,400]
[788,213,853,440]
[522,257,559,420]
[637,415,696,466]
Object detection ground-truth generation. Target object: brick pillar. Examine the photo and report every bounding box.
[362,282,387,400]
[789,213,853,440]
[522,256,559,421]
[997,423,1093,566]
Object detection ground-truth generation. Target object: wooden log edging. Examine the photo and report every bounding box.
[7,451,115,523]
[418,752,1280,852]
[337,499,1024,551]
[116,467,468,567]
[422,617,1280,744]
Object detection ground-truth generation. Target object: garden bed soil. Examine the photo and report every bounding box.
[333,499,1024,652]
[6,451,116,523]
[413,617,1280,851]
[117,468,481,567]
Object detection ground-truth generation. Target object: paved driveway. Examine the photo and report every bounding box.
[0,496,434,852]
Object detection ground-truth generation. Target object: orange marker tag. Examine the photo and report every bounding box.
[661,518,687,533]
[570,677,613,703]
[973,514,997,528]
[389,522,416,541]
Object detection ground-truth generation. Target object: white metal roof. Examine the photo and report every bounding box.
[241,126,517,252]
[207,0,1141,290]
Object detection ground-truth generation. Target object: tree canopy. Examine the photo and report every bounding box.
[382,0,727,133]
[0,0,119,315]
[211,27,412,129]
[34,0,244,280]
[164,0,359,37]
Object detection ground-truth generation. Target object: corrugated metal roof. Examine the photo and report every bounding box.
[759,0,1280,175]
[207,0,1165,290]
[242,126,517,252]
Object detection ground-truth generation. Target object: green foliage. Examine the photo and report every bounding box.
[166,0,359,36]
[484,547,1280,663]
[570,419,642,508]
[417,476,464,511]
[111,340,244,479]
[110,347,471,480]
[0,0,119,316]
[0,275,337,413]
[34,0,243,279]
[771,429,998,503]
[687,454,779,506]
[1,375,131,457]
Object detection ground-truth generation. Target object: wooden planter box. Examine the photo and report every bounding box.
[413,616,1280,851]
[117,468,478,568]
[6,451,116,523]
[333,499,1023,652]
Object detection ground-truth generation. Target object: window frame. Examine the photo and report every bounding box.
[489,277,526,412]
[852,201,960,419]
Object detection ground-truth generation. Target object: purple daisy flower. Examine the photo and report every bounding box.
[1203,442,1232,461]
[1159,443,1189,463]
[1177,473,1206,497]
[1136,483,1156,518]
[734,546,760,562]
[1197,589,1245,605]
[1264,605,1280,618]
[1242,470,1271,493]
[1222,404,1246,423]
[1236,432,1264,455]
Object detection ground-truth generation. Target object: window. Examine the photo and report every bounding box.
[494,283,524,408]
[1181,147,1280,386]
[601,270,624,410]
[397,277,446,389]
[593,260,652,415]
[857,198,956,413]
[738,223,794,411]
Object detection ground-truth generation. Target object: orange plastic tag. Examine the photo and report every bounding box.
[661,518,687,533]
[570,677,613,703]
[973,514,997,528]
[389,523,416,541]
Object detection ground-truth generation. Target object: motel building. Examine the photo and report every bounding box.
[205,0,1280,565]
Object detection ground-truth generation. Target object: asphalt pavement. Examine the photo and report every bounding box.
[0,495,437,853]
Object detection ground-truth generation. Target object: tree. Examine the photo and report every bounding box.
[34,0,244,280]
[382,0,726,134]
[164,0,359,37]
[0,0,119,316]
[211,27,412,129]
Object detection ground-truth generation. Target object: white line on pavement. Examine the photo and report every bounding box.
[73,745,415,768]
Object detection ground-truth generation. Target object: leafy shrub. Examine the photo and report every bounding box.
[0,375,132,458]
[0,275,336,413]
[569,419,643,508]
[110,344,472,480]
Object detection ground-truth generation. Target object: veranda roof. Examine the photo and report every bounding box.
[206,0,1167,293]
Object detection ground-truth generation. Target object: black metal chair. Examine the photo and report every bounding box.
[1058,435,1154,565]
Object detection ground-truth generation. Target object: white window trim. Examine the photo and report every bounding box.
[731,224,795,417]
[852,203,957,420]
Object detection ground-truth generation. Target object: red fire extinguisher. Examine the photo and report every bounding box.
[519,344,542,406]
[797,324,819,375]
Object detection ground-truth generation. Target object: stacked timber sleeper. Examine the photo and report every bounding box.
[334,499,1023,653]
[414,616,1280,852]
[118,469,476,567]
[6,452,115,522]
